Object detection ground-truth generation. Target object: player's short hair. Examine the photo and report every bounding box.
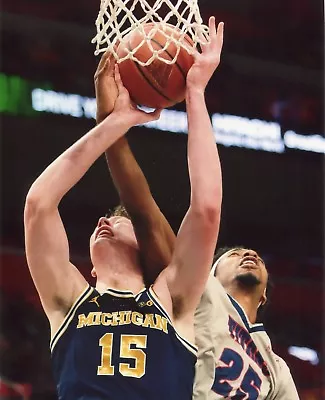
[106,205,131,220]
[211,246,273,322]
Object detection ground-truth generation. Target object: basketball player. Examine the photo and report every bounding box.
[193,247,300,399]
[97,24,299,400]
[24,17,223,400]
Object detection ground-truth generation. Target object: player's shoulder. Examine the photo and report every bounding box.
[263,345,299,399]
[204,275,226,300]
[270,350,292,376]
[196,275,227,313]
[273,358,299,399]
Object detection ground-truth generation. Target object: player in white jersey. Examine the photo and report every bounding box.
[193,247,299,400]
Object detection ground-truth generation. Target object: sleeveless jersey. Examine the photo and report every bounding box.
[193,276,299,400]
[51,285,197,400]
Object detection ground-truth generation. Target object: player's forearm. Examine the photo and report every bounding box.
[105,138,154,217]
[105,137,176,284]
[27,114,132,209]
[186,87,222,212]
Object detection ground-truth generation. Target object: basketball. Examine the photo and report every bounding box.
[117,23,194,109]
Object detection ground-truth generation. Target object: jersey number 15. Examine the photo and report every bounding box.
[98,333,147,378]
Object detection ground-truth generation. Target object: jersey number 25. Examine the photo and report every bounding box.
[212,348,262,399]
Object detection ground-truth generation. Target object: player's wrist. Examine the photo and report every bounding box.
[186,86,205,101]
[102,111,133,132]
[96,112,110,124]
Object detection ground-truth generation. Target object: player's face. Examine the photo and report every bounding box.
[89,216,139,266]
[215,248,268,300]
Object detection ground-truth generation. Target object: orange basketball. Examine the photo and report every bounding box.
[117,23,194,109]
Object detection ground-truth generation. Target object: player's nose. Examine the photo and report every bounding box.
[243,249,258,259]
[97,216,111,227]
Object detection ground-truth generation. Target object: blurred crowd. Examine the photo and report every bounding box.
[1,29,322,135]
[1,0,323,134]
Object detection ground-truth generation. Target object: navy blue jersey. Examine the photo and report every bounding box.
[51,285,197,400]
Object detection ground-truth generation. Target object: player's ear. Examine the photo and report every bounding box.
[91,267,97,278]
[259,288,267,308]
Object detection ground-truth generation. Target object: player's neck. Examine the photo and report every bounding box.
[95,268,145,295]
[94,247,145,293]
[229,291,259,324]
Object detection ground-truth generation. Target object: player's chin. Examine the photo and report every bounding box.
[92,237,114,254]
[235,271,261,287]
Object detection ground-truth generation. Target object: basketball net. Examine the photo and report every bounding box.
[92,0,209,66]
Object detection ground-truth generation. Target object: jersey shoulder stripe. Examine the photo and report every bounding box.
[50,285,94,351]
[148,287,198,356]
[147,287,173,324]
[227,294,265,333]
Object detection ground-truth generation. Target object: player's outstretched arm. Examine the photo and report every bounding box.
[156,18,224,326]
[24,74,160,322]
[95,52,176,284]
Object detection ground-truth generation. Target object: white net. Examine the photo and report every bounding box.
[92,0,209,66]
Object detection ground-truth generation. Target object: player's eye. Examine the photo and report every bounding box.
[230,252,240,256]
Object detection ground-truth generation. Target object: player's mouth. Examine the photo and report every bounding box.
[239,257,258,269]
[95,226,114,240]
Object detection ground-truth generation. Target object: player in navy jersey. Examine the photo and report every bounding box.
[24,17,224,400]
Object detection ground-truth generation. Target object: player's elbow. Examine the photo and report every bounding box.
[191,189,222,222]
[190,202,221,232]
[202,205,221,230]
[24,190,55,222]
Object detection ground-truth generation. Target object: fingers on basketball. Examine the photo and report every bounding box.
[114,65,128,94]
[95,51,110,74]
[96,51,116,77]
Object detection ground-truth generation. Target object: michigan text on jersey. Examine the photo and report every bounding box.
[77,311,168,333]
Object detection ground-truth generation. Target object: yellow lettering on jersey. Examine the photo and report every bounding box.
[77,312,101,328]
[131,312,143,326]
[143,314,155,328]
[120,311,131,325]
[119,311,131,325]
[93,312,102,326]
[101,313,112,326]
[111,312,121,326]
[77,311,168,333]
[155,314,168,333]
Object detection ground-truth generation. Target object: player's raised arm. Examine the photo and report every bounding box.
[24,76,161,323]
[95,52,176,284]
[159,18,224,324]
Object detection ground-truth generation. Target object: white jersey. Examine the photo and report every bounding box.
[194,276,299,400]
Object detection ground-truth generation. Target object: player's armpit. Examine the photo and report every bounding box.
[161,206,220,319]
[24,199,88,321]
